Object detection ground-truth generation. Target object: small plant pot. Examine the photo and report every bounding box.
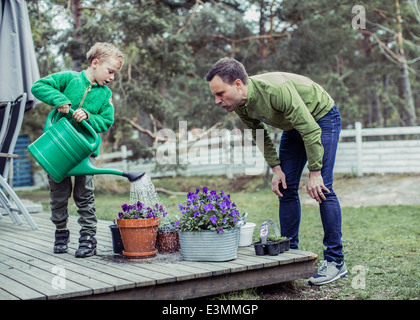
[280,238,291,251]
[239,222,256,247]
[109,224,124,254]
[253,242,266,255]
[156,229,180,254]
[266,241,282,255]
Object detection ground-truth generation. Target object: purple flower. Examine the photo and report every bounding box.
[219,201,228,210]
[192,193,199,201]
[203,204,215,212]
[176,186,243,233]
[187,192,199,202]
[118,201,167,220]
[209,215,217,225]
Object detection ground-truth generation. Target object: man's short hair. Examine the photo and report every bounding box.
[205,57,248,85]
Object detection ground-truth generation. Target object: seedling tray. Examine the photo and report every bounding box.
[252,238,290,256]
[252,219,290,256]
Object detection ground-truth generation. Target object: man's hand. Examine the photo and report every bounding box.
[56,104,70,113]
[271,165,287,197]
[306,170,330,203]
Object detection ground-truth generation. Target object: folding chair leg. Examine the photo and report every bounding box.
[0,177,38,230]
[0,188,23,225]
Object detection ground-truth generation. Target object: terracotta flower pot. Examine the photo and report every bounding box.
[117,217,160,258]
[156,229,180,254]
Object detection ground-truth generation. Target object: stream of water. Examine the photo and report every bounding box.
[130,173,161,208]
[130,173,174,228]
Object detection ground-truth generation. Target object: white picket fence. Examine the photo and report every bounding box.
[96,122,420,179]
[336,122,420,176]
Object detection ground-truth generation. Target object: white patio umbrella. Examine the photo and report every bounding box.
[0,0,40,111]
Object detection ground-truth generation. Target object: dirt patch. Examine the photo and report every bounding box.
[196,173,420,208]
[258,280,349,300]
[300,173,420,207]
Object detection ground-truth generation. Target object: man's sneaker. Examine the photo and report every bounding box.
[54,229,70,253]
[308,260,348,286]
[75,234,97,258]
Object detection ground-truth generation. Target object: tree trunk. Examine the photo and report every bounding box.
[399,61,417,126]
[72,0,84,71]
[394,0,417,126]
[362,35,383,127]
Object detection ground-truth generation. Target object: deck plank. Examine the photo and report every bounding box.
[0,249,92,299]
[0,287,19,300]
[0,273,45,300]
[0,211,317,300]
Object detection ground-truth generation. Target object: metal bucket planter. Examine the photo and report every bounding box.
[178,227,240,262]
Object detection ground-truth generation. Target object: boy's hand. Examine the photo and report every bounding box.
[56,104,70,113]
[72,109,88,122]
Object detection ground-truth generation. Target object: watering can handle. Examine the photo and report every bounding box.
[45,109,100,152]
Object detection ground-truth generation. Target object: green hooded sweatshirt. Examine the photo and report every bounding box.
[234,72,335,171]
[31,70,114,157]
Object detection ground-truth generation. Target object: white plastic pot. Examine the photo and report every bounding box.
[239,222,256,247]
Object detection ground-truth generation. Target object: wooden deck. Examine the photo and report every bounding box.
[0,211,317,300]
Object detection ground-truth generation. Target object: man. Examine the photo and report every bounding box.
[206,57,347,285]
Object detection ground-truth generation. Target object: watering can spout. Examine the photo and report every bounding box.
[67,158,145,182]
[122,171,146,182]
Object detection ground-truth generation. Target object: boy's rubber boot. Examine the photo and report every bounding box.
[54,229,70,253]
[75,234,97,258]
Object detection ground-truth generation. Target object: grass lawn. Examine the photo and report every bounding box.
[18,174,420,300]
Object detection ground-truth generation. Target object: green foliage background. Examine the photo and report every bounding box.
[24,0,420,156]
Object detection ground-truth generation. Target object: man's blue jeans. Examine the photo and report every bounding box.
[278,105,343,263]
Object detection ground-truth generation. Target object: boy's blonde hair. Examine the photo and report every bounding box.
[86,42,125,68]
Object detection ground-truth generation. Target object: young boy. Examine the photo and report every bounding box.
[31,42,124,258]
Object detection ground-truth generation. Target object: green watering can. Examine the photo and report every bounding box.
[28,109,145,183]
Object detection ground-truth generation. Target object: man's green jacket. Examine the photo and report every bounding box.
[234,72,335,171]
